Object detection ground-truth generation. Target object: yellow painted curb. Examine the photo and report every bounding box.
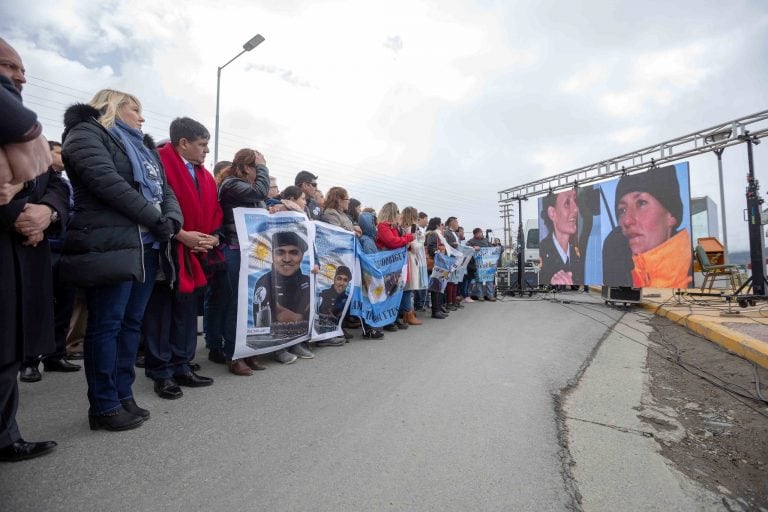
[640,301,768,370]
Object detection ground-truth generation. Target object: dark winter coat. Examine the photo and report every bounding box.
[60,103,182,286]
[218,172,270,246]
[0,168,70,364]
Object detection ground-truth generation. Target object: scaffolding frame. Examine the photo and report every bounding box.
[497,109,768,249]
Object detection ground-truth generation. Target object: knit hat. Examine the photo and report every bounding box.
[272,231,308,253]
[614,165,682,229]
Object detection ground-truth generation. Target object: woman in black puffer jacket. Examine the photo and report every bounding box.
[61,89,182,432]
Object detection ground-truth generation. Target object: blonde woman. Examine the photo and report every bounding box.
[375,202,414,331]
[61,89,182,431]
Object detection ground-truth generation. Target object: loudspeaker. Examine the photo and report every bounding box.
[511,268,539,290]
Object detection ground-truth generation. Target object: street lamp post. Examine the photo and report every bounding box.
[214,34,265,164]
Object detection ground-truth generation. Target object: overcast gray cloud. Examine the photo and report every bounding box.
[1,0,766,249]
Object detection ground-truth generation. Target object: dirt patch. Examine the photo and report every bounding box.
[644,316,768,510]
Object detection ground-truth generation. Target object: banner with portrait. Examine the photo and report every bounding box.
[233,209,315,358]
[313,222,357,340]
[349,247,408,328]
[450,245,476,283]
[428,252,455,293]
[474,246,502,283]
[537,163,692,288]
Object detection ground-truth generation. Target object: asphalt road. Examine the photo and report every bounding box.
[1,294,623,512]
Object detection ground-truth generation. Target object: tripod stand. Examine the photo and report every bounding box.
[731,131,768,303]
[508,196,540,297]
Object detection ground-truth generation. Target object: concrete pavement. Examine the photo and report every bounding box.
[1,296,622,512]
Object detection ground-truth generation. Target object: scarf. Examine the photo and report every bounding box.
[109,120,163,204]
[158,144,224,294]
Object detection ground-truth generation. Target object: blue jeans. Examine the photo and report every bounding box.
[399,290,413,314]
[413,289,427,310]
[84,247,158,415]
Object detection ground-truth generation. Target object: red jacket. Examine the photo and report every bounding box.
[375,221,413,250]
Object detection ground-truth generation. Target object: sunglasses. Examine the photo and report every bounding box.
[308,182,318,188]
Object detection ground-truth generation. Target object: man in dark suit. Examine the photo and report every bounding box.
[0,38,67,462]
[539,189,583,286]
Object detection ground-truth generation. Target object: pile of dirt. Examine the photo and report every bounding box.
[643,316,768,510]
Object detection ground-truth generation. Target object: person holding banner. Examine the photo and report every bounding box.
[539,189,583,286]
[355,211,384,339]
[466,228,497,301]
[443,217,463,311]
[613,166,692,288]
[214,148,270,376]
[375,202,414,331]
[425,217,449,319]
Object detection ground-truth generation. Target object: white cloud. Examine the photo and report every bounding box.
[607,125,650,145]
[2,0,767,249]
[560,62,608,93]
[597,43,714,117]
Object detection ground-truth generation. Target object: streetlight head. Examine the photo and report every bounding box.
[704,128,732,144]
[243,34,265,51]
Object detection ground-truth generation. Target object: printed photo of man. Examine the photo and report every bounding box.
[252,231,311,327]
[317,265,351,319]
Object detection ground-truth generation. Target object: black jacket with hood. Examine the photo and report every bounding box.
[60,103,182,286]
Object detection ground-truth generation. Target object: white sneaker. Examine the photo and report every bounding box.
[463,296,475,303]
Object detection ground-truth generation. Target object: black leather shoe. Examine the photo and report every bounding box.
[174,372,213,388]
[188,361,201,372]
[120,398,150,420]
[65,351,84,360]
[19,366,41,383]
[154,378,183,399]
[383,324,398,332]
[88,409,144,431]
[135,354,146,368]
[43,357,81,372]
[207,348,227,364]
[362,329,384,339]
[394,319,409,330]
[0,439,57,462]
[431,312,447,319]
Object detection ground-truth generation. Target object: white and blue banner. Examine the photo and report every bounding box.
[233,209,315,358]
[349,247,408,328]
[428,252,455,293]
[475,246,502,283]
[313,223,357,340]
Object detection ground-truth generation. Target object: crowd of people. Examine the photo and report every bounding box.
[0,38,500,462]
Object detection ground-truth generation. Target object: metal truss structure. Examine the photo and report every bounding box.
[497,109,768,248]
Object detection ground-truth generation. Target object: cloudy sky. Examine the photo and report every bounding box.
[2,0,767,251]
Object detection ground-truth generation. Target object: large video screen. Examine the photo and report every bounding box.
[537,163,692,288]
